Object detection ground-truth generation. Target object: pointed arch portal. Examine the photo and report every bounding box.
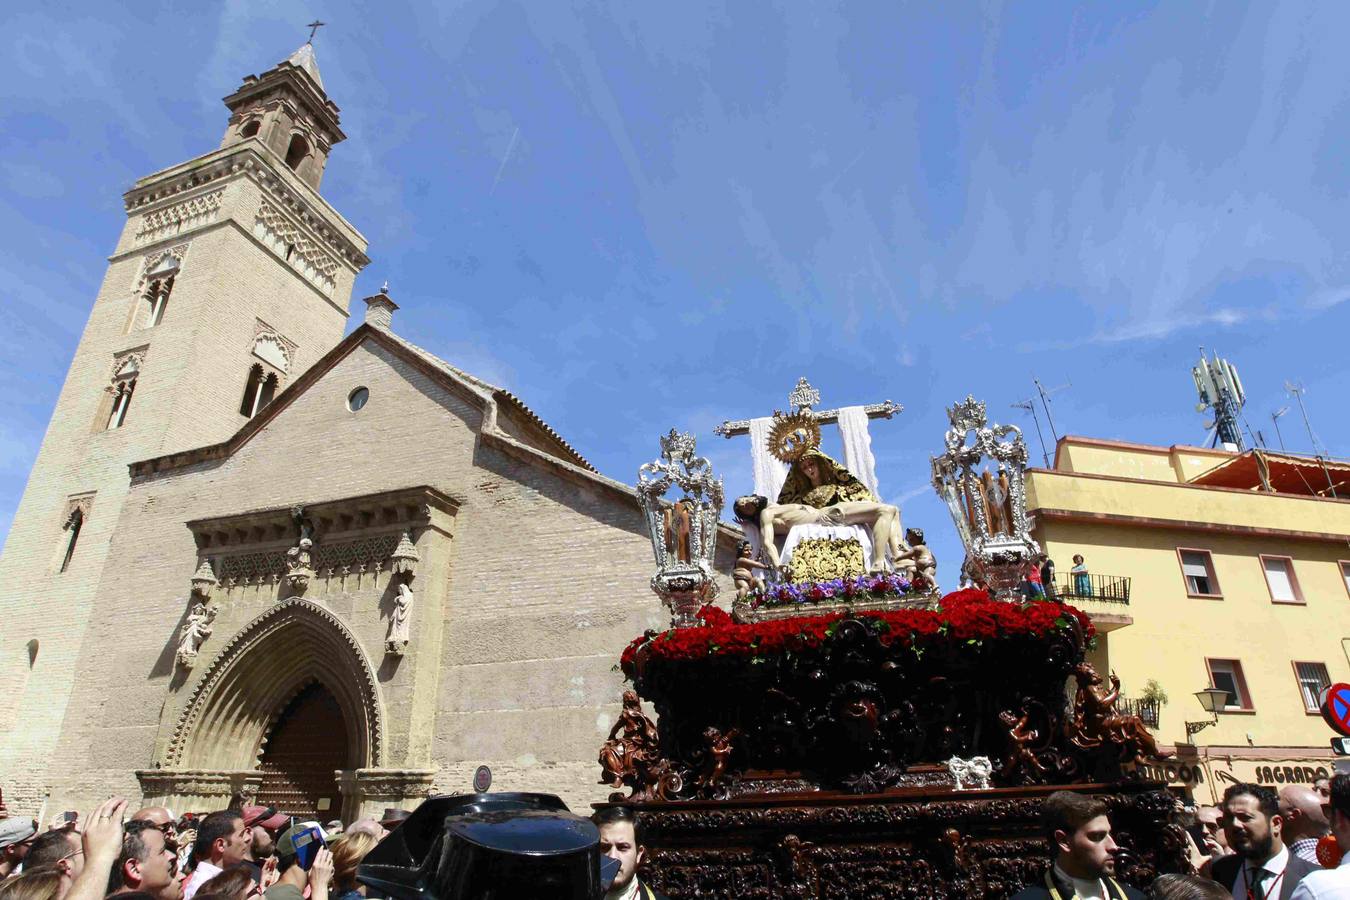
[165,598,383,786]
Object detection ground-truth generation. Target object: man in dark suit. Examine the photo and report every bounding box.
[591,807,669,900]
[1210,782,1319,900]
[1012,791,1144,899]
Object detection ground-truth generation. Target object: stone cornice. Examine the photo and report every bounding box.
[122,143,369,270]
[187,485,460,552]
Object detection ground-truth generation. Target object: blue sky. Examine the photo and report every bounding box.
[3,1,1349,586]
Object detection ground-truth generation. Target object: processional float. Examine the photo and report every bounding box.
[601,382,1186,898]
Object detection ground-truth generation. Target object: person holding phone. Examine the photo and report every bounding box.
[263,825,332,900]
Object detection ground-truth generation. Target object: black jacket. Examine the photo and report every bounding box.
[1210,851,1320,900]
[1010,868,1144,899]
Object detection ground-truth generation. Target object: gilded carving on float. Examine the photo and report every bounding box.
[930,395,1040,599]
[636,429,724,629]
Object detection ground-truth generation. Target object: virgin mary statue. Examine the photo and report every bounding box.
[776,449,878,508]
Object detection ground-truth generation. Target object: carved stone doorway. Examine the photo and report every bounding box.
[255,682,352,818]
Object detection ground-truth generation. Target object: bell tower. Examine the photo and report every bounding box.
[219,42,343,191]
[0,40,369,807]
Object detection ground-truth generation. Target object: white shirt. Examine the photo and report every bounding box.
[1053,862,1106,899]
[604,877,642,900]
[183,860,222,900]
[1292,855,1350,900]
[1232,845,1290,900]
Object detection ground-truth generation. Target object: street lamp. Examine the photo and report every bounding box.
[1186,687,1230,744]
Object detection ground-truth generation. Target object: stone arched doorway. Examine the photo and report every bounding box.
[256,681,354,818]
[146,599,385,820]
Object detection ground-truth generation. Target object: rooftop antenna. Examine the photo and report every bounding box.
[1032,377,1070,444]
[1284,381,1327,456]
[1012,400,1050,468]
[1284,380,1340,498]
[1270,407,1289,452]
[1191,349,1246,451]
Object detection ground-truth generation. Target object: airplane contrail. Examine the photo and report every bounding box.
[489,126,520,195]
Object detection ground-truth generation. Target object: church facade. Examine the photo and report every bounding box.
[0,43,716,818]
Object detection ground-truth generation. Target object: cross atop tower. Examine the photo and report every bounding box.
[307,20,326,43]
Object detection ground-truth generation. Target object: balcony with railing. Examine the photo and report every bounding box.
[1117,696,1160,729]
[1047,573,1132,631]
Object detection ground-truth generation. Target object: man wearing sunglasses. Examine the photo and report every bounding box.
[108,820,182,900]
[25,828,86,899]
[0,817,38,878]
[129,808,179,849]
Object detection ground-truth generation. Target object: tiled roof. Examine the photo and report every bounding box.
[387,332,596,472]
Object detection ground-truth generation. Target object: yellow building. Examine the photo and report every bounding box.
[1026,436,1350,801]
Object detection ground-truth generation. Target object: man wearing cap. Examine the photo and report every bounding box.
[264,825,333,900]
[0,817,38,878]
[241,807,288,863]
[378,810,410,834]
[343,819,385,841]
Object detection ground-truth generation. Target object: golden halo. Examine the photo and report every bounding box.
[768,412,821,463]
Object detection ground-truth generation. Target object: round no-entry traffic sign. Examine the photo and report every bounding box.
[1320,683,1350,736]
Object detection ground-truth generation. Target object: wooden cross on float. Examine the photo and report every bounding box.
[713,377,902,439]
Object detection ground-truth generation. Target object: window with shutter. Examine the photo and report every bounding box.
[1179,550,1219,596]
[1262,557,1302,604]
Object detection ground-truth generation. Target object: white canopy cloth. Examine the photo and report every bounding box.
[749,416,789,501]
[838,405,881,499]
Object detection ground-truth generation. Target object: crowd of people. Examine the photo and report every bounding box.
[1,776,1348,899]
[1008,775,1350,899]
[0,801,410,900]
[0,795,669,900]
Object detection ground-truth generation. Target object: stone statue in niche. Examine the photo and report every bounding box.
[176,601,217,668]
[386,581,413,655]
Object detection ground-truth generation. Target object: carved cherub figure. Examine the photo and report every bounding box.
[733,540,772,600]
[697,726,739,793]
[892,527,937,590]
[999,708,1049,780]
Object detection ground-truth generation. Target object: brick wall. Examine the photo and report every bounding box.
[0,149,367,819]
[37,338,699,816]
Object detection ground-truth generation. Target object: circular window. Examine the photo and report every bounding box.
[347,387,369,412]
